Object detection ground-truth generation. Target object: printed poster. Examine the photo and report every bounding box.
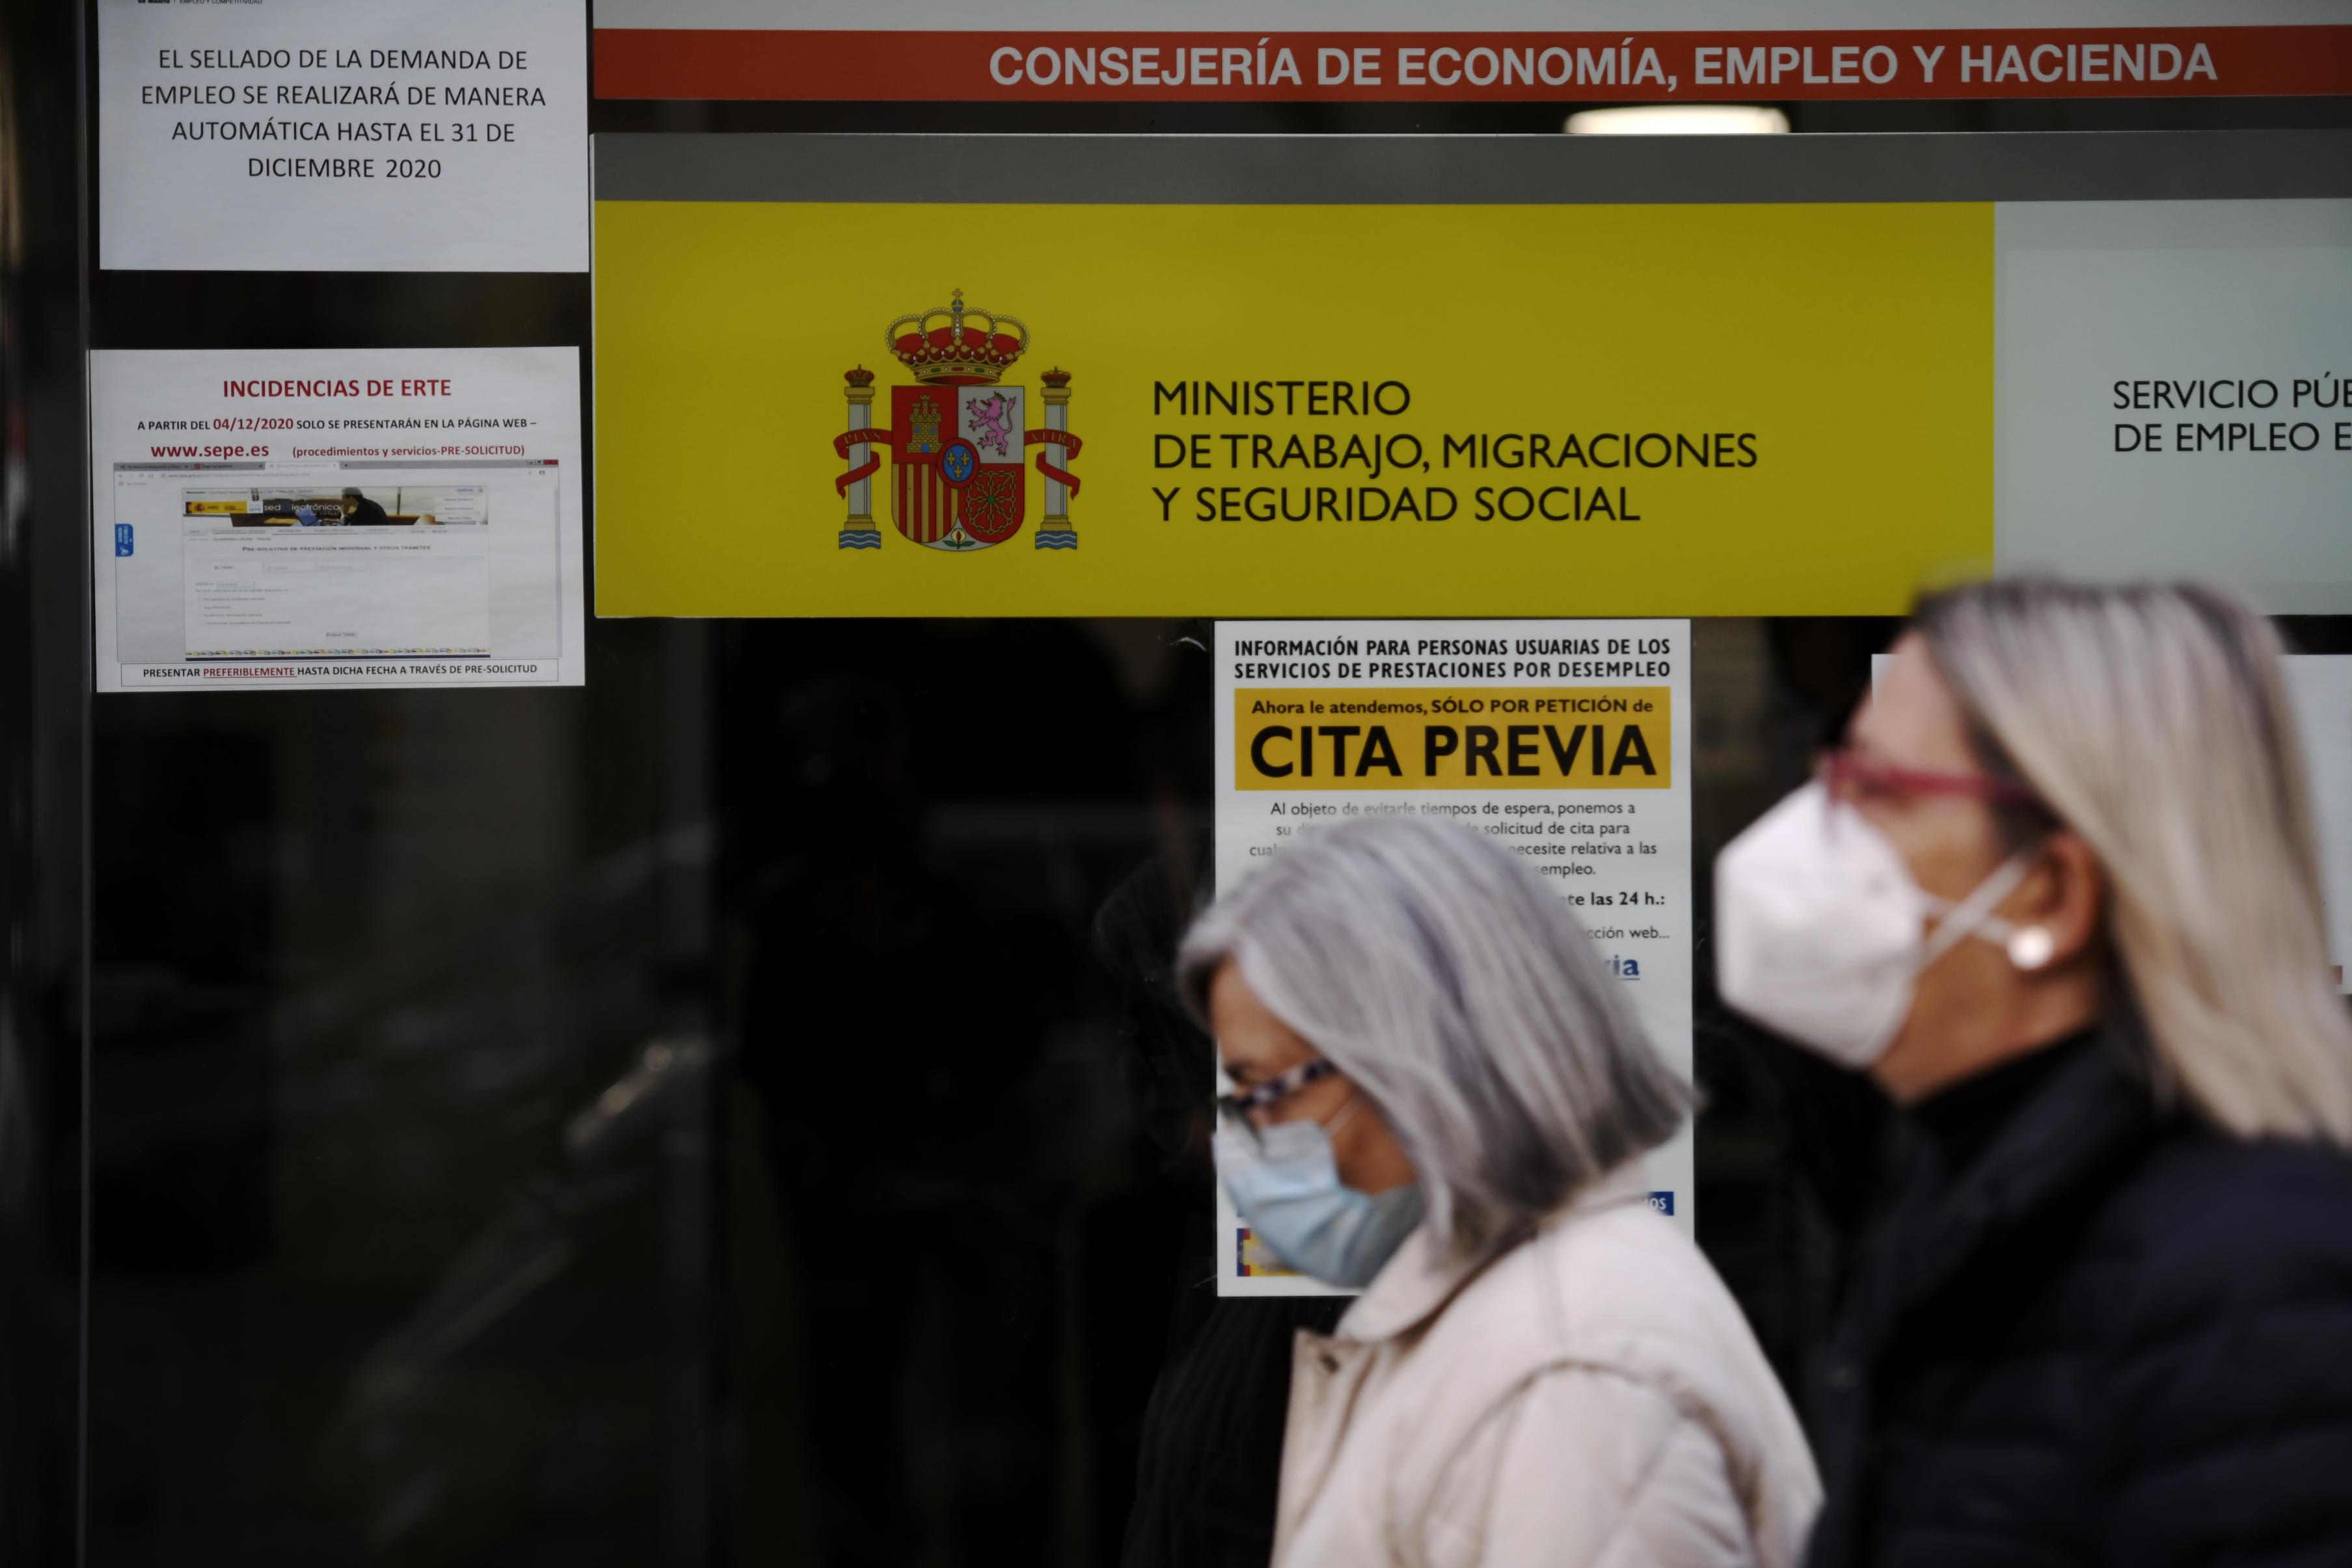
[98,0,588,272]
[1213,618,1694,1296]
[89,347,586,692]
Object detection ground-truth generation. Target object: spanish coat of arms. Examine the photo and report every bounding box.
[831,290,1081,552]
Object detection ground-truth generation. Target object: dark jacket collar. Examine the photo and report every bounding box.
[1910,1036,2083,1176]
[1809,1027,2165,1568]
[1854,1027,2161,1351]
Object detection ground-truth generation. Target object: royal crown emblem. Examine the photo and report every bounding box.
[830,290,1081,552]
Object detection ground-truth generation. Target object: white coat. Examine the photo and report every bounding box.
[1272,1164,1822,1568]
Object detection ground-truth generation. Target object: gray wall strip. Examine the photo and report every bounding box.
[594,131,2352,206]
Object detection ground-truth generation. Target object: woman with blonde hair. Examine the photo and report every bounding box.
[1182,815,1820,1568]
[1715,578,2352,1568]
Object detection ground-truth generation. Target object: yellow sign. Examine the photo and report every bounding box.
[1234,686,1671,791]
[594,200,1993,616]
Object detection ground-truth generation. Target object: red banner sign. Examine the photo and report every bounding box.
[599,25,2352,101]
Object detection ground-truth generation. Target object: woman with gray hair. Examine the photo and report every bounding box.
[1715,579,2352,1568]
[1180,815,1820,1568]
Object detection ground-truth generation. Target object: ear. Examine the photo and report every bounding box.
[2014,831,2105,972]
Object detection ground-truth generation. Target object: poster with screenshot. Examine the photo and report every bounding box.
[1212,617,1694,1295]
[88,347,586,692]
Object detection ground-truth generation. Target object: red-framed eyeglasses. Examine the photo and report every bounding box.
[1818,748,2049,814]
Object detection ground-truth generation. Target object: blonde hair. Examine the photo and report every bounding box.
[1915,579,2352,1144]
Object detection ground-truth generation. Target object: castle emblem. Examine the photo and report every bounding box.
[831,290,1081,552]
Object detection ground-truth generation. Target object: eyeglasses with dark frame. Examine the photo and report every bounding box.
[1818,746,2049,815]
[1214,1057,1340,1134]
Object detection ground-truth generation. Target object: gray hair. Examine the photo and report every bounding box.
[1916,578,2352,1144]
[1178,815,1690,1260]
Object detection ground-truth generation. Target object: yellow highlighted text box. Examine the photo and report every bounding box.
[1234,686,1671,791]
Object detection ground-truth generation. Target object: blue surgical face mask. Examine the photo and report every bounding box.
[1213,1105,1425,1288]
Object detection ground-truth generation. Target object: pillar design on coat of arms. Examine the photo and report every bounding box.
[1034,369,1076,550]
[830,289,1081,554]
[839,368,880,550]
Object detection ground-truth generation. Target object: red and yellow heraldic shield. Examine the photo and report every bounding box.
[891,384,1027,550]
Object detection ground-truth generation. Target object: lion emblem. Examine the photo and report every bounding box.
[966,392,1018,457]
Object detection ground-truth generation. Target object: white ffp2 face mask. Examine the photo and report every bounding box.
[1714,781,2046,1068]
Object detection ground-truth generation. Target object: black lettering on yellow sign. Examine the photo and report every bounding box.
[1234,687,1671,792]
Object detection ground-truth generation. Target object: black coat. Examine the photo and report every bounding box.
[1805,1029,2352,1568]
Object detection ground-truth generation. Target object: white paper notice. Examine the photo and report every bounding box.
[1213,619,1694,1296]
[99,0,586,273]
[90,347,586,692]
